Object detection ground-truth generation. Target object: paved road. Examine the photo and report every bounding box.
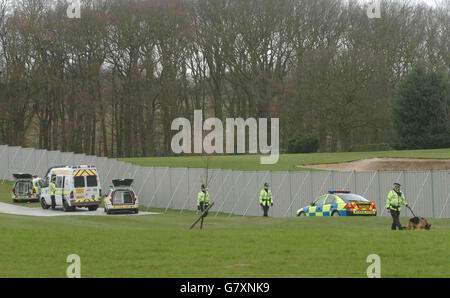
[0,202,160,217]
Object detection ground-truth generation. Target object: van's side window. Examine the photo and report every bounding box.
[74,176,85,188]
[56,176,63,188]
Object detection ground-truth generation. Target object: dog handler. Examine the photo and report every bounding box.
[386,183,409,230]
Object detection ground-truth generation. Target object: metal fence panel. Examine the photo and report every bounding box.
[0,145,8,180]
[21,148,35,174]
[33,150,48,177]
[215,169,233,216]
[7,146,22,180]
[433,171,450,218]
[73,153,86,166]
[60,152,74,167]
[47,150,62,170]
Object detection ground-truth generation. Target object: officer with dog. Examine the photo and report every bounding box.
[259,182,273,217]
[197,184,210,217]
[386,183,409,230]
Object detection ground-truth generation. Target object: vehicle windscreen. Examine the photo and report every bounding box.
[86,176,98,187]
[338,194,369,202]
[14,181,33,195]
[74,176,85,188]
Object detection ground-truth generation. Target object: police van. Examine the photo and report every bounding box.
[40,165,102,212]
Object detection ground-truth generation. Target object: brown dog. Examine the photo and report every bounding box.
[407,217,431,230]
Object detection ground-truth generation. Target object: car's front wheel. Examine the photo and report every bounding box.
[298,212,306,217]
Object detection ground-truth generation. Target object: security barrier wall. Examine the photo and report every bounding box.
[1,145,449,218]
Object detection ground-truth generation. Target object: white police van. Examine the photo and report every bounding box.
[40,165,102,212]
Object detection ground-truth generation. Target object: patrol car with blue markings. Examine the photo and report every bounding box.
[296,191,377,217]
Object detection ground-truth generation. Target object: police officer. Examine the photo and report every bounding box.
[386,183,409,230]
[50,176,56,210]
[259,182,273,217]
[197,184,210,217]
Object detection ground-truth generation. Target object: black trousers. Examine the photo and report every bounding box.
[51,195,56,209]
[390,209,403,230]
[261,204,269,217]
[199,201,209,217]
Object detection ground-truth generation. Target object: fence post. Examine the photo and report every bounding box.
[331,170,334,188]
[377,171,381,212]
[430,170,435,218]
[403,170,407,216]
[289,171,292,217]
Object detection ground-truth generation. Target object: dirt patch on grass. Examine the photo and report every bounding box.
[297,158,450,171]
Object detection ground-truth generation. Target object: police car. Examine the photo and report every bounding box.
[103,179,139,214]
[296,190,377,217]
[11,173,44,202]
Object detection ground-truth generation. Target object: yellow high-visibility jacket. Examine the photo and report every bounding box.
[259,189,273,206]
[386,190,407,211]
[197,191,210,206]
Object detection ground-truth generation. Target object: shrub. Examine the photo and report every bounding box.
[288,134,319,153]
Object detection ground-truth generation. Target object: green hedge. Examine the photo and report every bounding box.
[288,134,319,153]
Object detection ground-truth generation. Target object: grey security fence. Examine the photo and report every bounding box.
[1,145,449,218]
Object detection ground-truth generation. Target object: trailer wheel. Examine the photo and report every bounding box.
[88,205,98,211]
[134,209,139,214]
[106,209,112,215]
[41,198,50,209]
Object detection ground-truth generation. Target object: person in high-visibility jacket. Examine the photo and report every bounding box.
[50,177,56,210]
[386,183,409,230]
[259,182,273,217]
[197,184,210,217]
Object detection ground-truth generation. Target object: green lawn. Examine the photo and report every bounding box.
[120,148,450,171]
[0,211,449,278]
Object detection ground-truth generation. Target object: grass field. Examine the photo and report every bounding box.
[120,148,450,171]
[0,210,449,278]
